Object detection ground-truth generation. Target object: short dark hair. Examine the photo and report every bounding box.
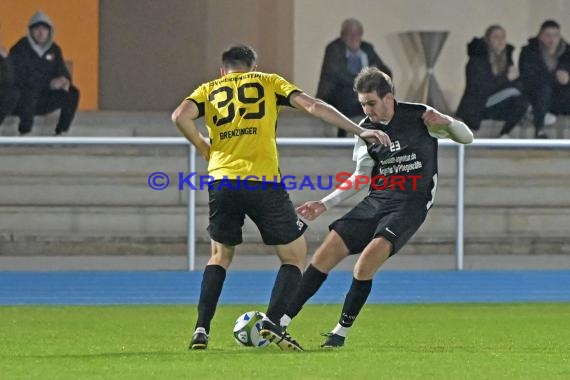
[221,45,257,70]
[354,67,394,98]
[540,19,560,33]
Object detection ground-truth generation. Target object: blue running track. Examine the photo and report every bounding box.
[0,270,569,305]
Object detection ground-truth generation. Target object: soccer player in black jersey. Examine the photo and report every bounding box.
[172,45,388,351]
[282,67,473,348]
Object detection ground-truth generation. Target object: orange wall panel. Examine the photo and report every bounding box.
[1,0,99,110]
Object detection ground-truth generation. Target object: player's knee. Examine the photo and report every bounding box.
[353,257,384,280]
[352,238,392,279]
[353,258,382,280]
[369,236,393,254]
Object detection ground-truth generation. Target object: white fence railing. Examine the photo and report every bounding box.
[2,136,570,271]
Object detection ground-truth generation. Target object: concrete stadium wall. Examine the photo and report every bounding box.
[98,0,294,111]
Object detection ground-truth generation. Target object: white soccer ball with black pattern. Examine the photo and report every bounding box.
[233,311,270,348]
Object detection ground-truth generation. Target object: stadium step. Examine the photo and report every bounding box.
[0,109,333,138]
[0,147,568,207]
[1,205,569,256]
[1,112,569,257]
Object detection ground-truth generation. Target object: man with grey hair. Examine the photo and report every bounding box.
[317,18,393,137]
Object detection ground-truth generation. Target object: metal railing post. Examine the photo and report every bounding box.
[188,144,197,271]
[456,144,465,270]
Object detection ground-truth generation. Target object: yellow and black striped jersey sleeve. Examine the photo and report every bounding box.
[186,85,207,118]
[271,74,301,107]
[184,72,302,181]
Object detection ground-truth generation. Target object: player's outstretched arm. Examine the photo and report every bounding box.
[289,92,390,146]
[172,100,211,160]
[422,108,474,144]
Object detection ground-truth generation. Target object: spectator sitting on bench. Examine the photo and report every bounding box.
[9,10,79,136]
[456,25,528,138]
[519,20,570,138]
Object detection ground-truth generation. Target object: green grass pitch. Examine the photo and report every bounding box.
[1,304,569,379]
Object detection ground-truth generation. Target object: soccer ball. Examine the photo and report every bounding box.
[233,311,270,348]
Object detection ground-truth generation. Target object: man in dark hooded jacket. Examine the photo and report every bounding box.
[519,20,570,138]
[456,25,528,138]
[9,11,80,136]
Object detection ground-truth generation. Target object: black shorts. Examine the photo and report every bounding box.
[329,195,429,256]
[207,180,308,246]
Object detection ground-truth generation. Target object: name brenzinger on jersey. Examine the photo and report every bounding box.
[219,127,257,140]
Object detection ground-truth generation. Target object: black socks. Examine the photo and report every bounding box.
[285,264,328,319]
[266,264,302,323]
[339,277,372,328]
[195,265,226,333]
